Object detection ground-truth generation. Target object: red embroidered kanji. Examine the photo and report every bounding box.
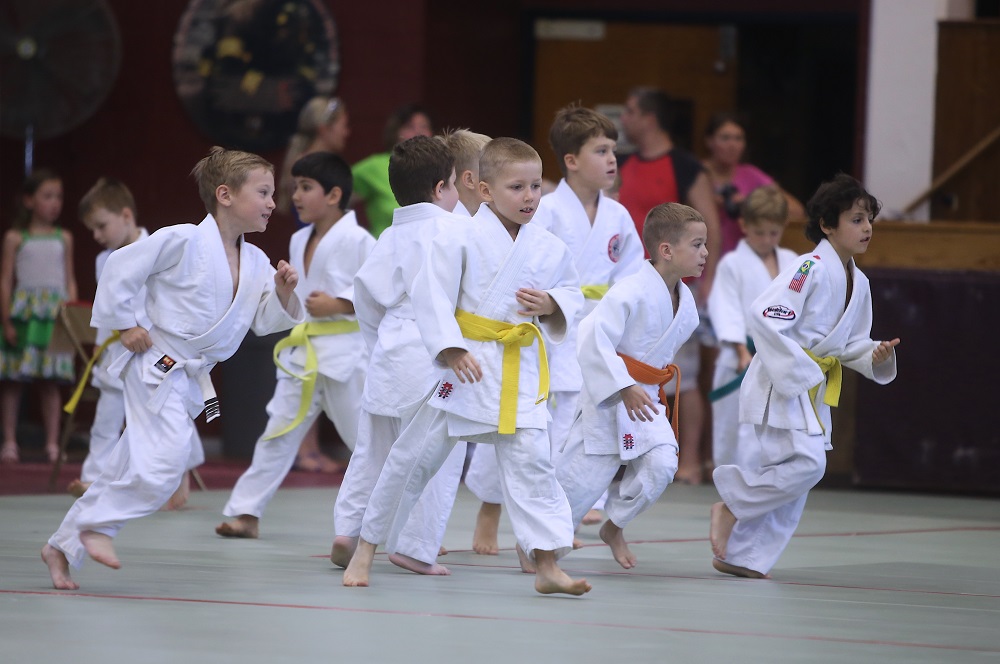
[437,382,454,399]
[622,433,635,450]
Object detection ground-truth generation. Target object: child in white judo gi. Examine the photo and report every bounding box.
[465,105,644,555]
[443,128,491,217]
[69,177,205,507]
[42,147,303,589]
[216,152,375,539]
[343,138,591,596]
[331,135,464,574]
[557,203,706,568]
[707,186,798,470]
[709,174,899,579]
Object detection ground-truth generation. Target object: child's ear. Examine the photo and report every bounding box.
[658,241,672,261]
[563,153,578,173]
[431,180,446,202]
[820,219,833,237]
[461,170,476,191]
[327,186,344,207]
[215,184,232,208]
[478,180,494,203]
[122,207,136,224]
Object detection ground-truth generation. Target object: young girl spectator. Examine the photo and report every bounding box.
[277,96,351,214]
[702,112,805,258]
[1,169,78,463]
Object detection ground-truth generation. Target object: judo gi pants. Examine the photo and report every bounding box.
[334,408,466,565]
[223,368,364,519]
[360,402,575,561]
[712,424,827,575]
[557,421,677,529]
[80,388,126,484]
[48,361,204,568]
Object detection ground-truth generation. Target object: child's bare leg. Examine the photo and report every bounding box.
[66,479,90,498]
[581,508,603,525]
[388,552,450,576]
[41,544,79,590]
[599,519,637,569]
[215,514,259,538]
[39,382,62,462]
[80,530,121,569]
[1,384,22,463]
[533,550,591,596]
[674,388,704,484]
[330,535,357,567]
[712,558,770,579]
[515,543,535,574]
[472,502,501,555]
[710,502,737,559]
[164,472,191,511]
[343,538,377,587]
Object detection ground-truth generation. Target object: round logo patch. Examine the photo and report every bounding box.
[762,305,796,320]
[607,234,622,263]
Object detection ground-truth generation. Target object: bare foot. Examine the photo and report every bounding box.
[572,537,583,550]
[66,479,90,498]
[46,443,61,463]
[599,519,637,569]
[674,466,703,485]
[515,544,536,574]
[388,552,451,576]
[710,502,737,560]
[472,502,501,555]
[41,544,79,590]
[80,530,121,569]
[215,515,259,539]
[330,535,358,568]
[534,551,591,596]
[581,509,602,525]
[438,546,448,556]
[1,441,19,464]
[163,472,190,511]
[712,558,770,579]
[343,539,376,587]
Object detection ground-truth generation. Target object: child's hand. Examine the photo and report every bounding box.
[516,288,556,317]
[119,326,152,353]
[872,338,899,366]
[621,384,659,422]
[274,260,298,298]
[3,321,16,347]
[305,291,338,318]
[442,347,482,384]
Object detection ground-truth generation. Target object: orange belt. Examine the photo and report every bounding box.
[618,353,681,440]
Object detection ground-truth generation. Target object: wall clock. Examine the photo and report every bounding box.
[172,0,340,151]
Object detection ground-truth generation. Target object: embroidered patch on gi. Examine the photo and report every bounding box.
[607,234,622,263]
[153,355,176,373]
[762,305,796,320]
[622,433,635,450]
[788,260,815,293]
[437,381,454,399]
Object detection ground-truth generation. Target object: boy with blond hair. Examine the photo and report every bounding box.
[465,105,643,554]
[439,128,491,217]
[708,186,798,470]
[558,203,706,568]
[42,147,303,589]
[69,178,204,506]
[331,135,466,575]
[216,152,374,539]
[343,138,590,596]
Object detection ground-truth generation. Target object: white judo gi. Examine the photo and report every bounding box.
[48,215,303,568]
[557,261,699,528]
[359,204,584,560]
[333,202,467,565]
[223,211,374,520]
[713,239,897,575]
[707,239,797,470]
[464,181,642,505]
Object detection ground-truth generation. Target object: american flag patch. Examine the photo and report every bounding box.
[789,260,815,293]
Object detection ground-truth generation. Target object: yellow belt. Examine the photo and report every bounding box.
[63,331,121,415]
[454,309,549,435]
[580,284,609,300]
[803,348,843,435]
[263,320,360,440]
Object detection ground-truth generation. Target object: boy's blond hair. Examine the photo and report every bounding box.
[548,103,617,176]
[440,128,491,178]
[479,138,541,184]
[79,177,137,222]
[742,185,788,225]
[190,146,274,215]
[642,202,704,258]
